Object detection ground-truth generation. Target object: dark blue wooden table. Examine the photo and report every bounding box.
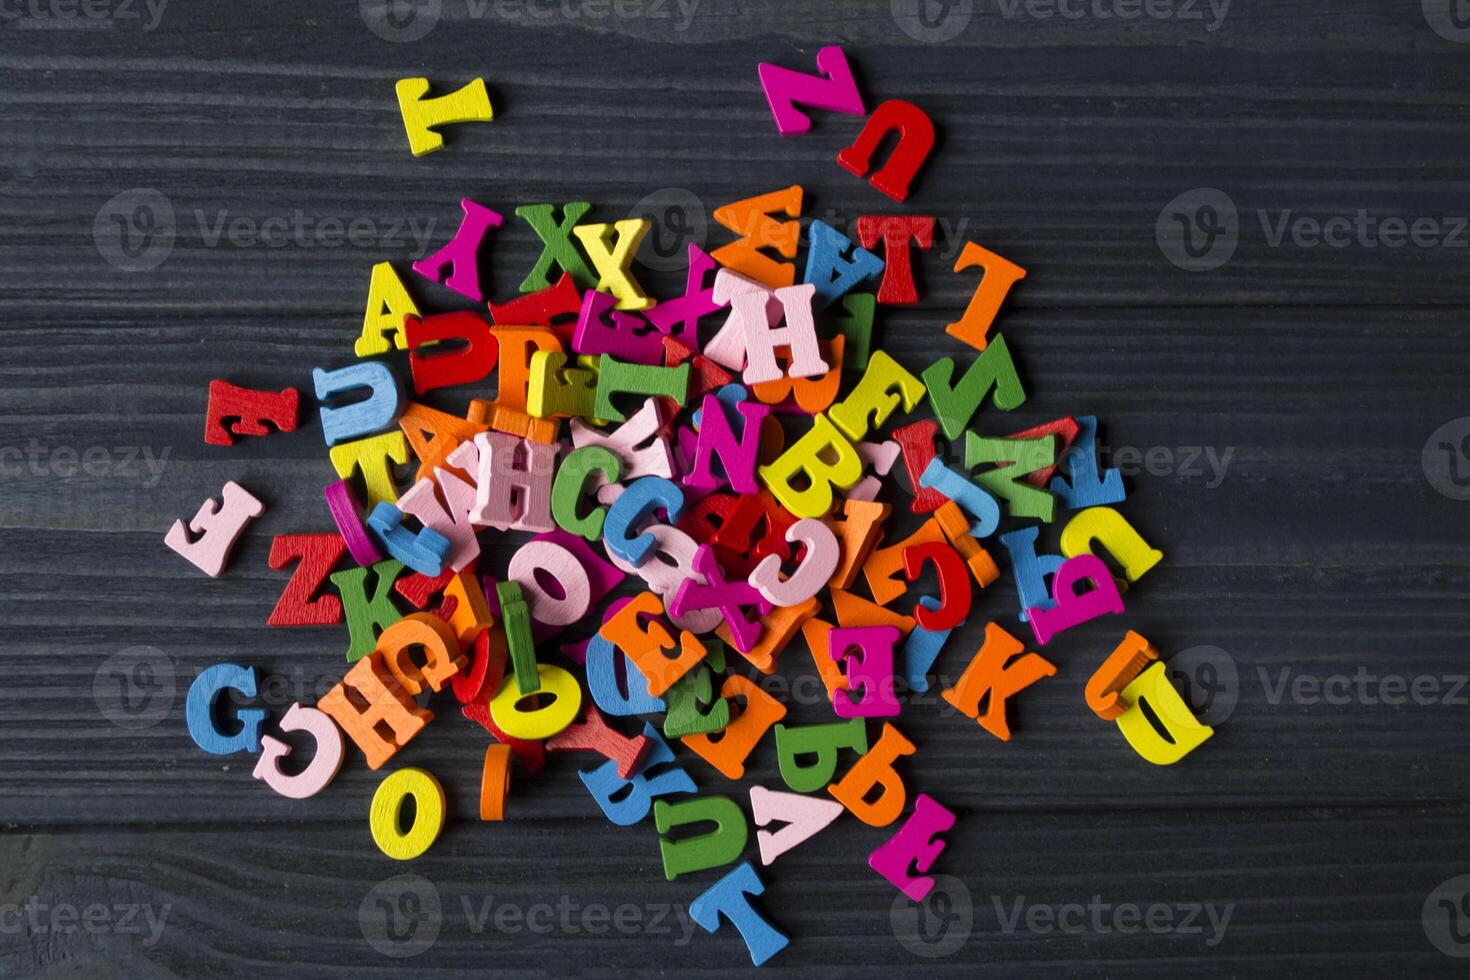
[3,1,1470,975]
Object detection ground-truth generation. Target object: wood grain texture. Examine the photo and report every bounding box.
[4,0,1470,975]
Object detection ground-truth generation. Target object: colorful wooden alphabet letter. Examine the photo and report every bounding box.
[684,393,770,494]
[654,795,749,880]
[683,674,787,780]
[1115,662,1214,764]
[314,362,403,447]
[579,724,695,826]
[828,722,916,827]
[836,100,936,203]
[867,793,955,901]
[370,767,446,859]
[1049,415,1126,510]
[356,262,420,356]
[946,242,1026,351]
[774,718,868,794]
[829,351,926,444]
[367,502,451,576]
[164,481,264,577]
[749,785,844,865]
[572,220,653,311]
[516,201,596,292]
[758,45,865,136]
[759,414,863,519]
[671,544,773,655]
[941,622,1056,742]
[1086,630,1159,721]
[395,76,493,157]
[318,648,430,769]
[1026,554,1125,646]
[830,625,902,718]
[902,541,972,631]
[186,663,265,755]
[712,186,804,288]
[748,518,839,607]
[266,534,346,627]
[803,219,884,311]
[1059,506,1164,586]
[412,199,504,302]
[471,431,558,533]
[253,703,344,799]
[856,215,933,305]
[922,334,1027,441]
[689,862,789,967]
[735,282,828,387]
[203,380,298,446]
[405,311,498,395]
[489,663,583,740]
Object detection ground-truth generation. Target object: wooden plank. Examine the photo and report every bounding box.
[2,1,1470,973]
